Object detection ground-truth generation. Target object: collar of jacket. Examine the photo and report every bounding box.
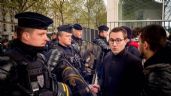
[112,48,126,58]
[12,39,45,58]
[144,42,171,68]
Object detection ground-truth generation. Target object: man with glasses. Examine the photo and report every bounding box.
[100,27,144,96]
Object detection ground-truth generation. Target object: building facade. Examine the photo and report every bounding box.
[107,0,171,30]
[0,5,16,40]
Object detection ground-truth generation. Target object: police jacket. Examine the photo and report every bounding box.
[93,36,110,53]
[142,41,171,96]
[101,49,144,96]
[0,40,57,96]
[71,36,82,47]
[46,43,93,96]
[72,36,101,75]
[71,36,102,84]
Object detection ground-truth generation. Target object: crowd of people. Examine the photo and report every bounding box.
[0,11,171,96]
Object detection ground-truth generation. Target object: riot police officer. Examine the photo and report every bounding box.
[93,25,110,53]
[0,12,69,96]
[47,24,99,96]
[71,24,101,85]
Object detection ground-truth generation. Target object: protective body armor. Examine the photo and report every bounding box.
[0,48,57,96]
[51,43,84,77]
[0,48,70,96]
[71,38,102,84]
[47,44,93,96]
[93,37,110,52]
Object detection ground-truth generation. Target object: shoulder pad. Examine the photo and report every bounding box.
[0,55,12,80]
[47,49,62,71]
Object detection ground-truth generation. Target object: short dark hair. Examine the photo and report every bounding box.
[110,27,128,39]
[98,25,109,32]
[121,26,132,39]
[15,26,36,39]
[132,27,142,38]
[140,24,167,52]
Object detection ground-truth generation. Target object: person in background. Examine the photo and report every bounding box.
[139,24,171,96]
[71,23,83,46]
[93,25,110,91]
[1,39,9,55]
[8,32,18,49]
[121,26,141,58]
[132,27,142,43]
[100,27,144,96]
[48,33,58,49]
[72,23,101,85]
[93,25,110,53]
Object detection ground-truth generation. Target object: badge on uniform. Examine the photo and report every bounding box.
[37,75,44,88]
[31,81,39,92]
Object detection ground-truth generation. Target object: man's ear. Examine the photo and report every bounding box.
[125,38,129,43]
[143,41,149,50]
[22,32,30,41]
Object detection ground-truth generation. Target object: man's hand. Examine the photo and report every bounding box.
[89,84,100,93]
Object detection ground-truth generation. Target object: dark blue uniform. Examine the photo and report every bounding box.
[72,36,102,84]
[0,40,58,96]
[46,43,93,96]
[93,36,110,53]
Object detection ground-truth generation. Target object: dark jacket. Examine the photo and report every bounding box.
[0,40,56,96]
[71,36,82,47]
[142,41,171,96]
[101,49,144,96]
[46,43,93,96]
[126,41,141,58]
[71,36,102,84]
[93,36,110,53]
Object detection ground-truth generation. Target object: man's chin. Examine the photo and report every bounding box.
[140,53,145,59]
[112,51,119,55]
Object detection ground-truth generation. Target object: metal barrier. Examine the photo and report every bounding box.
[82,20,171,42]
[107,20,171,31]
[82,27,98,42]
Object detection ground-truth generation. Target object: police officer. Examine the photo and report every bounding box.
[47,33,58,49]
[93,25,110,91]
[93,25,110,53]
[0,12,69,96]
[71,24,101,85]
[71,23,83,47]
[47,24,99,96]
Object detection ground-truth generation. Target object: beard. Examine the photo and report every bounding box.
[140,52,145,59]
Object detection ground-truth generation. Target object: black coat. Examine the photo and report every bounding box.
[101,49,144,96]
[142,41,171,96]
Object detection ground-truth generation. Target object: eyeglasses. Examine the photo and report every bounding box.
[109,38,125,44]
